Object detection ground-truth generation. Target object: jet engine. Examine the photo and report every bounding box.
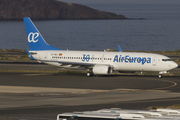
[92,65,113,75]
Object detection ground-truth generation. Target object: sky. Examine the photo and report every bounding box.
[58,0,180,4]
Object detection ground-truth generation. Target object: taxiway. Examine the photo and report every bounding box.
[0,62,180,120]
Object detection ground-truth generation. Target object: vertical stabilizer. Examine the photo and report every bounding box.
[23,17,60,51]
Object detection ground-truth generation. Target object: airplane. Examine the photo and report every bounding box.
[23,17,178,78]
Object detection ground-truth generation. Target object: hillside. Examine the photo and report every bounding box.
[0,0,126,20]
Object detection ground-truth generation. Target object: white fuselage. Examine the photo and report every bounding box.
[31,50,178,72]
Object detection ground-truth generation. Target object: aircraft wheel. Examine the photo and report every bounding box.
[87,72,92,77]
[159,74,162,78]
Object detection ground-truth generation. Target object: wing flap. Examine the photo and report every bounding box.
[41,60,95,67]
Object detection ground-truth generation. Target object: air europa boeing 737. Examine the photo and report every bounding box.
[24,17,178,78]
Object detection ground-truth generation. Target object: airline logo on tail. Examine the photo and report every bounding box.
[28,32,39,43]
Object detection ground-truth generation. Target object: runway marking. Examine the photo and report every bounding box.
[23,73,52,76]
[153,79,177,90]
[0,85,170,95]
[0,85,98,93]
[0,78,177,94]
[144,77,177,90]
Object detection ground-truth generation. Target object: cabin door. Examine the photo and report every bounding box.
[152,57,156,66]
[102,54,106,63]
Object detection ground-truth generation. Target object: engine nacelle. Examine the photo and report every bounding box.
[92,65,113,75]
[159,71,169,74]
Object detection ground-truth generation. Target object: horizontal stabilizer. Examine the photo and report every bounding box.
[25,48,35,60]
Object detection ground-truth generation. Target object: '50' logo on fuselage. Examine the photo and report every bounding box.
[28,32,39,43]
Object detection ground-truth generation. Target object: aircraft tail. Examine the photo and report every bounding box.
[23,17,60,51]
[25,48,35,60]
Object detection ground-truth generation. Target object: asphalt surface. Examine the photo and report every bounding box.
[0,62,180,120]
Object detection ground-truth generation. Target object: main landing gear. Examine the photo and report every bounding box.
[87,69,93,77]
[87,72,92,77]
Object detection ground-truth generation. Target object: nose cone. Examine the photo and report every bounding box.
[171,62,178,69]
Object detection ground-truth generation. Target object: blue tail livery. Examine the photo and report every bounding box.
[23,17,60,51]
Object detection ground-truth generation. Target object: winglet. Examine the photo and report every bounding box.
[117,45,122,52]
[25,48,35,60]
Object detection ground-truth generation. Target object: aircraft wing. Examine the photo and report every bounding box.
[41,60,95,68]
[59,61,95,68]
[41,60,111,68]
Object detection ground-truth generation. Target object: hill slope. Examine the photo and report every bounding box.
[0,0,126,20]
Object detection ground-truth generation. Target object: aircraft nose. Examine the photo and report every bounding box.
[171,62,178,69]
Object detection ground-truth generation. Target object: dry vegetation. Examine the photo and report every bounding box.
[122,49,180,56]
[148,104,180,109]
[0,49,28,61]
[0,55,29,61]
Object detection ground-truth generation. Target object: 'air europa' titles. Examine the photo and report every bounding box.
[113,55,151,65]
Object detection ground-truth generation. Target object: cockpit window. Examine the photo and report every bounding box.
[162,59,172,62]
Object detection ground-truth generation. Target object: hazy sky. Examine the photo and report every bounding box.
[59,0,180,4]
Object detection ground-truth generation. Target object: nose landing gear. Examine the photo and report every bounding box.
[159,71,169,78]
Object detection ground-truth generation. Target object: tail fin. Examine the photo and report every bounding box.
[23,17,60,51]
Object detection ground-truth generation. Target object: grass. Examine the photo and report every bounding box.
[0,49,26,52]
[0,55,30,61]
[171,58,180,65]
[148,104,180,109]
[117,49,180,56]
